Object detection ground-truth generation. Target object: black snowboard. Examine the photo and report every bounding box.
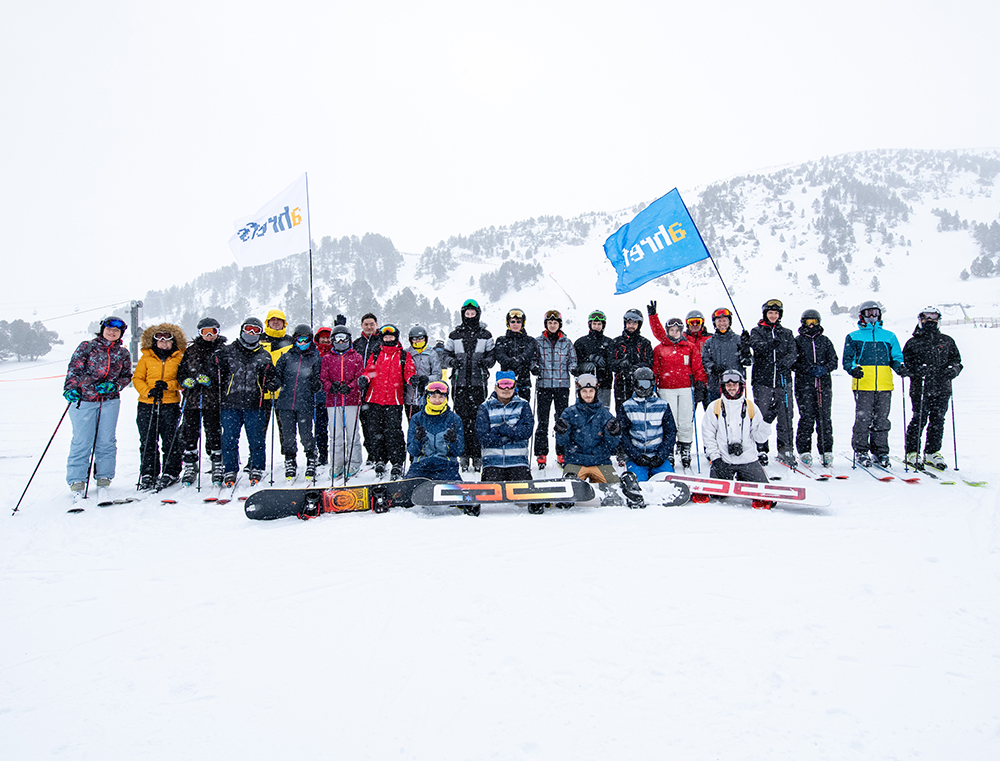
[244,478,429,521]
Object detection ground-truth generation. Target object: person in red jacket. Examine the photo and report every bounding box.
[321,325,366,482]
[649,313,706,470]
[358,324,418,480]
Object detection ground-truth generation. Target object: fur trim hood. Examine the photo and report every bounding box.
[140,323,188,352]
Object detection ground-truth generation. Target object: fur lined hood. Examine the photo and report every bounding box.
[140,323,188,353]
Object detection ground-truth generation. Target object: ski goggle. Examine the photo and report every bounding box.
[635,378,655,390]
[712,309,732,320]
[763,299,783,311]
[426,382,449,396]
[686,318,703,327]
[332,334,351,345]
[588,310,606,323]
[666,318,684,329]
[379,325,399,337]
[496,379,516,390]
[103,319,126,331]
[545,310,562,322]
[919,312,940,322]
[295,336,311,345]
[803,318,819,326]
[153,332,173,341]
[199,327,219,337]
[721,371,744,384]
[507,310,525,322]
[241,324,262,335]
[861,308,881,319]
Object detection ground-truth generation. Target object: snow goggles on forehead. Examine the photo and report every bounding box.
[104,319,126,330]
[199,327,219,337]
[426,382,449,396]
[666,318,684,329]
[496,379,516,389]
[241,324,262,335]
[545,310,562,321]
[153,332,173,341]
[763,299,783,311]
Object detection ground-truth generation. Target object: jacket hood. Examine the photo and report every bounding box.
[264,309,288,338]
[140,323,187,352]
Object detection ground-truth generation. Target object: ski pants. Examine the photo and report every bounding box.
[752,384,795,454]
[314,401,329,463]
[179,399,221,461]
[481,465,532,482]
[453,386,486,459]
[534,387,570,457]
[709,458,769,483]
[905,389,950,454]
[851,390,892,457]
[406,456,461,481]
[365,403,406,466]
[221,408,267,473]
[277,408,317,461]
[66,398,120,484]
[136,402,183,480]
[327,404,362,478]
[657,387,694,444]
[625,459,674,482]
[794,378,834,455]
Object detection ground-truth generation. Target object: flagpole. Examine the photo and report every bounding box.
[680,196,747,333]
[305,171,314,329]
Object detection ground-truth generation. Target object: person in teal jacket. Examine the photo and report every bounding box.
[841,300,910,467]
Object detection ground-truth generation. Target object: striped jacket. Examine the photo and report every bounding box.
[536,332,577,389]
[475,393,534,469]
[618,395,676,464]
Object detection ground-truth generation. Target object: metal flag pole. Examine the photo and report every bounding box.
[305,171,314,330]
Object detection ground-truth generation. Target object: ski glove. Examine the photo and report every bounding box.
[808,364,828,378]
[849,366,865,379]
[181,377,197,389]
[443,425,458,443]
[414,423,427,442]
[196,374,211,386]
[154,380,169,391]
[356,376,370,393]
[95,382,117,396]
[605,419,621,436]
[530,363,540,376]
[944,364,962,379]
[149,387,164,402]
[896,364,911,377]
[554,417,570,435]
[334,314,347,326]
[63,389,81,403]
[693,381,708,407]
[647,300,657,317]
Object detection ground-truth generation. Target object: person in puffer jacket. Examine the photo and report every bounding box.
[700,307,752,404]
[534,309,578,467]
[405,381,464,481]
[555,374,621,484]
[702,369,771,483]
[618,367,676,481]
[648,311,705,470]
[405,325,443,419]
[611,308,653,410]
[792,309,838,467]
[360,324,417,480]
[841,300,909,468]
[63,316,133,492]
[476,370,535,481]
[748,298,799,467]
[321,324,366,481]
[176,317,226,486]
[269,324,323,481]
[132,322,187,490]
[493,308,540,402]
[443,299,495,470]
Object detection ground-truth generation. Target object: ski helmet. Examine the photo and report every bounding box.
[506,308,526,327]
[632,366,656,399]
[197,317,220,332]
[762,298,783,321]
[801,309,821,324]
[99,316,127,334]
[858,300,882,324]
[685,309,705,326]
[919,305,942,321]
[720,368,745,399]
[588,309,607,326]
[576,373,599,394]
[239,317,264,348]
[331,325,352,352]
[425,380,450,398]
[712,307,733,331]
[408,325,428,347]
[544,309,563,328]
[292,324,313,349]
[623,309,644,329]
[379,324,400,342]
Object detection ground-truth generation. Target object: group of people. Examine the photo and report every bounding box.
[61,298,963,498]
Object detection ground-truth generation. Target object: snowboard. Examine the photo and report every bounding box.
[244,478,428,521]
[660,473,831,508]
[411,479,596,509]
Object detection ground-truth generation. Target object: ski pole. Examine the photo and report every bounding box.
[12,402,72,515]
[268,403,276,486]
[196,397,203,492]
[950,395,959,471]
[691,387,701,474]
[138,397,162,490]
[900,377,909,472]
[84,399,104,500]
[156,395,187,492]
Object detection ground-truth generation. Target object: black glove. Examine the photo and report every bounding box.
[408,374,422,389]
[443,425,458,443]
[148,386,164,402]
[154,380,168,391]
[414,423,427,441]
[357,375,370,393]
[334,381,351,395]
[849,366,865,379]
[334,314,347,326]
[917,363,931,378]
[648,455,665,469]
[450,356,463,372]
[693,380,707,406]
[896,364,911,378]
[417,375,428,394]
[647,300,657,317]
[605,419,621,436]
[944,364,961,380]
[554,417,569,434]
[530,363,540,376]
[741,330,751,343]
[592,355,607,371]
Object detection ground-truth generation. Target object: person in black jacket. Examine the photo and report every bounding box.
[269,324,323,482]
[611,309,653,411]
[748,298,798,467]
[903,306,963,470]
[792,309,839,468]
[443,299,496,471]
[353,312,382,466]
[177,317,227,486]
[492,308,540,402]
[216,318,276,485]
[574,309,615,409]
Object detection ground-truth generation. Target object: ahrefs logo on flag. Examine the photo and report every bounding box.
[236,206,303,242]
[603,188,711,294]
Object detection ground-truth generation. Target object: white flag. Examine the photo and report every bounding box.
[228,174,310,267]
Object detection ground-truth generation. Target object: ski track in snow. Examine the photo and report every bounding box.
[2,327,1000,760]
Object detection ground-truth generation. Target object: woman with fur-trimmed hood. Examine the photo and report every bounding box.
[132,322,188,490]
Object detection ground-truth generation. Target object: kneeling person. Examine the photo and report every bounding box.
[476,370,535,483]
[618,367,677,481]
[555,374,621,484]
[405,381,465,481]
[702,370,771,482]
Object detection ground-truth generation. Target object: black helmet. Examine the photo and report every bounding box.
[292,324,313,348]
[762,298,783,320]
[408,325,428,344]
[623,308,644,328]
[239,317,264,348]
[197,317,220,331]
[506,308,526,327]
[379,324,400,341]
[100,316,127,334]
[331,325,352,352]
[632,366,656,398]
[801,309,821,324]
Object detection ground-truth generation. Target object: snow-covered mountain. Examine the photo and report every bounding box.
[139,148,1000,341]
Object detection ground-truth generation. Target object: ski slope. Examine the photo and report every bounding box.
[2,321,999,760]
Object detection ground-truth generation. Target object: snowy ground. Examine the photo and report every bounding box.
[2,323,999,760]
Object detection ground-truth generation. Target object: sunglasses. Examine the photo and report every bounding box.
[104,319,126,330]
[199,327,219,337]
[153,332,173,341]
[508,318,523,324]
[496,379,516,389]
[241,324,262,335]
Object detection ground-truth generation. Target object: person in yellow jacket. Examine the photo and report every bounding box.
[132,323,187,490]
[259,308,294,452]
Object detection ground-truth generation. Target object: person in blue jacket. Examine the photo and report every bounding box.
[269,324,323,482]
[476,370,535,483]
[841,300,910,468]
[405,381,465,481]
[617,367,677,481]
[555,373,621,484]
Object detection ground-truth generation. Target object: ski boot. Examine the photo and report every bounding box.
[905,451,922,469]
[472,457,482,472]
[855,451,873,468]
[527,503,546,514]
[821,452,835,468]
[389,465,403,481]
[70,481,86,495]
[537,456,547,471]
[156,473,180,491]
[620,471,645,509]
[777,450,797,468]
[285,457,297,482]
[461,504,481,517]
[875,454,891,469]
[138,474,155,491]
[223,472,238,487]
[757,452,769,467]
[557,454,565,467]
[460,456,470,472]
[304,457,317,482]
[799,452,813,466]
[374,461,386,478]
[181,459,198,486]
[297,491,322,520]
[667,452,676,470]
[924,451,947,471]
[210,453,224,487]
[679,442,692,470]
[248,469,263,486]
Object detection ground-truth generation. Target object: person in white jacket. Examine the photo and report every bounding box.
[702,369,771,482]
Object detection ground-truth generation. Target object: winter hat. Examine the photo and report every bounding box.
[495,370,516,387]
[331,325,352,352]
[292,324,313,348]
[239,317,264,348]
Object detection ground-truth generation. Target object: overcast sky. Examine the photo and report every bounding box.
[2,0,997,324]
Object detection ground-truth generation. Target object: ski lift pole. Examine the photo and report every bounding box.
[12,403,72,515]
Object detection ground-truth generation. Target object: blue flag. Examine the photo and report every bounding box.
[603,188,710,294]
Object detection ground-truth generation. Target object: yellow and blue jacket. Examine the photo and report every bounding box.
[842,320,904,391]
